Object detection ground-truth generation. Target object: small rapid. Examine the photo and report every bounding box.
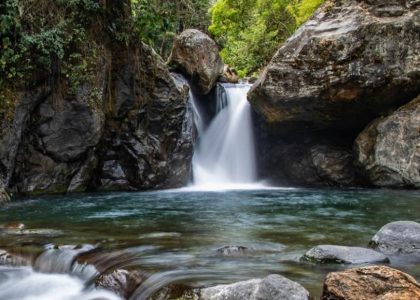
[0,266,120,300]
[191,84,258,189]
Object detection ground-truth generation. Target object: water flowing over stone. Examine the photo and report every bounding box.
[0,267,121,300]
[192,84,258,188]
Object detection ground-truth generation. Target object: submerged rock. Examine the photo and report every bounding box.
[355,96,420,188]
[249,0,420,133]
[199,274,311,300]
[321,265,420,300]
[303,245,389,264]
[96,269,144,299]
[216,246,249,257]
[370,221,420,257]
[0,250,28,266]
[169,29,224,95]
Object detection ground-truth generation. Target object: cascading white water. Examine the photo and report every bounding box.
[0,267,120,300]
[192,84,258,189]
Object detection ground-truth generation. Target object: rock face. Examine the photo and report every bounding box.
[169,29,224,95]
[370,221,420,257]
[276,142,359,187]
[199,275,311,300]
[355,96,420,188]
[321,265,420,300]
[303,245,389,264]
[92,46,195,191]
[0,187,10,204]
[249,0,420,133]
[0,20,195,195]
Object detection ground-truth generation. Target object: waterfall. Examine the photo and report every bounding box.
[191,83,258,189]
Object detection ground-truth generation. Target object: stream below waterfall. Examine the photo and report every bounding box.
[0,189,419,299]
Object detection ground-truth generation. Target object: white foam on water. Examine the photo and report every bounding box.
[0,267,121,300]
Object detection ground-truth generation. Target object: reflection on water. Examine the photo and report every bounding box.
[0,188,420,298]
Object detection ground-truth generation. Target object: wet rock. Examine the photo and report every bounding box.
[279,142,359,187]
[0,186,10,205]
[0,222,25,230]
[96,269,144,299]
[321,265,420,300]
[303,245,389,264]
[370,221,420,257]
[199,274,311,300]
[10,84,104,195]
[0,250,28,266]
[0,87,51,194]
[94,45,194,191]
[249,0,420,134]
[220,65,239,84]
[169,29,224,95]
[151,283,199,300]
[216,246,249,257]
[2,228,63,237]
[355,96,420,188]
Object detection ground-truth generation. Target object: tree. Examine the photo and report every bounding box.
[209,0,324,76]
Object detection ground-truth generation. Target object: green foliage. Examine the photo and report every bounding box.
[131,0,213,58]
[288,0,324,26]
[0,0,104,104]
[209,0,324,76]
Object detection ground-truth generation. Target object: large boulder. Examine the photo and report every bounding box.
[370,221,420,257]
[303,245,389,264]
[354,96,420,188]
[169,29,224,95]
[199,274,311,300]
[249,0,420,133]
[321,265,420,300]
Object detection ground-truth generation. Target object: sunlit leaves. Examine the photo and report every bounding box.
[209,0,324,76]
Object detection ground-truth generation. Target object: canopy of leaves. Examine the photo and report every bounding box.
[209,0,324,77]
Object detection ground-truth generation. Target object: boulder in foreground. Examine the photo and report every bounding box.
[321,265,420,300]
[199,274,311,300]
[370,221,420,257]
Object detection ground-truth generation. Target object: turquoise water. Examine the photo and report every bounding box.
[0,187,419,297]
